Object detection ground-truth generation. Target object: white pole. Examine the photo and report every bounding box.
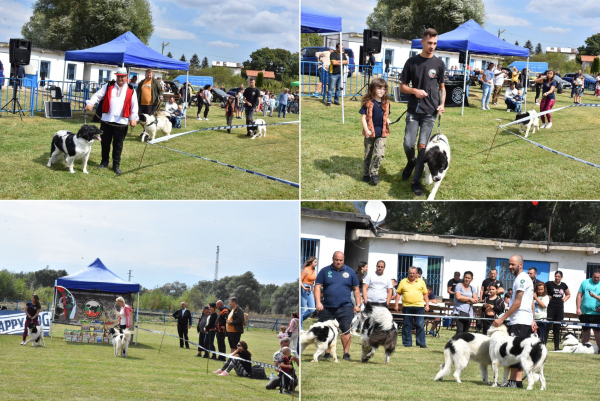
[185,69,189,128]
[461,50,469,116]
[525,56,530,111]
[135,292,140,345]
[340,31,345,124]
[50,286,57,340]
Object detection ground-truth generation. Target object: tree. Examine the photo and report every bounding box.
[157,281,188,298]
[515,40,519,46]
[578,33,600,56]
[524,40,534,55]
[592,57,600,75]
[167,52,173,58]
[189,54,200,69]
[21,0,153,51]
[201,57,209,69]
[271,281,299,315]
[243,48,299,81]
[256,72,264,87]
[301,33,322,48]
[31,267,68,288]
[535,43,542,55]
[366,0,485,40]
[180,54,187,62]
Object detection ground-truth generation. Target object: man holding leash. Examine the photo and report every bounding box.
[400,28,446,197]
[492,255,537,389]
[243,77,261,136]
[314,251,362,361]
[85,65,138,175]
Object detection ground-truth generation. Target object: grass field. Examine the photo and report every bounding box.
[300,318,599,400]
[0,322,296,400]
[300,87,600,200]
[0,105,299,199]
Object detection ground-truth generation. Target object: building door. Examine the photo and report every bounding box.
[40,61,50,79]
[301,238,320,269]
[384,49,394,68]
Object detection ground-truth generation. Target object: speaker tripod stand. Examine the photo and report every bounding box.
[1,73,25,121]
[350,67,373,101]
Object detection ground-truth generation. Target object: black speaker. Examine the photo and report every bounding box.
[9,39,31,66]
[458,52,470,65]
[363,29,382,54]
[44,101,72,119]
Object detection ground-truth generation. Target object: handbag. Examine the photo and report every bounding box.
[250,365,268,380]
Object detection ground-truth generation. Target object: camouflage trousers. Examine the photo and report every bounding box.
[363,136,387,177]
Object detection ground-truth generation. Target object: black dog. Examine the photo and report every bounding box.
[47,124,103,174]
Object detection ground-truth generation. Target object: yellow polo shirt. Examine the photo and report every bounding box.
[397,278,427,307]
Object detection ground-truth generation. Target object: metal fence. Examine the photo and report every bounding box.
[34,80,102,113]
[0,299,52,311]
[0,78,36,116]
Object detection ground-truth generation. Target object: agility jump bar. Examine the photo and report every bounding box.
[148,120,300,144]
[135,326,293,380]
[148,143,299,188]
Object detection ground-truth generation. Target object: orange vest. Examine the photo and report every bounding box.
[362,100,390,138]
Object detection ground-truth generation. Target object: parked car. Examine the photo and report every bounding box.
[228,87,243,97]
[301,46,355,77]
[562,73,596,91]
[211,87,230,107]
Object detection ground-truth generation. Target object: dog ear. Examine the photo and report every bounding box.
[77,125,91,137]
[442,151,448,170]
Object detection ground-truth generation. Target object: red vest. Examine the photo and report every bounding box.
[102,82,134,118]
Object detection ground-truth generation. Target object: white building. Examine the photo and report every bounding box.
[546,47,578,61]
[0,42,165,84]
[301,208,600,314]
[211,61,242,75]
[320,32,501,71]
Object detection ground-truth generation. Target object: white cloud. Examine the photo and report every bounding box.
[207,41,239,48]
[539,26,572,34]
[486,14,531,27]
[154,26,197,40]
[0,0,33,41]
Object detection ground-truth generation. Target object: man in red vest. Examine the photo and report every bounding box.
[85,65,138,175]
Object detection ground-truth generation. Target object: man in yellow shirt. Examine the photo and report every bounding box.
[394,266,429,348]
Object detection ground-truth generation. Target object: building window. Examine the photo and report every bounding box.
[486,257,513,292]
[587,263,600,279]
[98,69,110,84]
[410,50,419,58]
[67,64,76,80]
[301,238,320,267]
[398,254,443,296]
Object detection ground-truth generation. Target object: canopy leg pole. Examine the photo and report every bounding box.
[185,70,189,128]
[462,50,468,116]
[525,56,529,111]
[340,31,345,124]
[50,287,57,340]
[135,292,140,345]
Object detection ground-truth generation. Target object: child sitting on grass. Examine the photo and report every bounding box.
[278,347,294,395]
[360,78,391,186]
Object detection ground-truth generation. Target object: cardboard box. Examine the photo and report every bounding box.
[81,321,90,331]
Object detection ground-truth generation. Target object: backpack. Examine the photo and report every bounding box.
[250,365,268,380]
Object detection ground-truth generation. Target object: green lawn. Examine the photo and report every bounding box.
[300,318,598,400]
[300,88,600,200]
[0,107,299,199]
[1,322,295,400]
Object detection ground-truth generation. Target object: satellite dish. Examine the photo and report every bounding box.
[364,201,387,226]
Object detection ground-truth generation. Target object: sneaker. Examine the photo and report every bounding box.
[402,159,416,180]
[370,175,380,185]
[218,371,230,376]
[205,118,209,121]
[540,123,546,129]
[196,353,203,357]
[420,345,428,349]
[284,390,292,395]
[343,353,351,361]
[411,181,424,197]
[322,353,332,359]
[197,117,202,120]
[326,103,331,107]
[362,175,370,183]
[313,92,319,96]
[481,107,486,110]
[97,160,109,168]
[507,109,511,112]
[213,369,222,374]
[486,106,491,110]
[499,380,518,388]
[545,122,552,129]
[20,341,26,345]
[334,102,340,106]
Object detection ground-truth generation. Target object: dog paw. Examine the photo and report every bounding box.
[83,170,89,174]
[69,169,76,174]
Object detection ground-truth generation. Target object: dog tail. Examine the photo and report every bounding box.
[434,341,454,381]
[122,330,132,342]
[530,341,547,373]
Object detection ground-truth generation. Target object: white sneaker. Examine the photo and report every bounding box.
[540,123,546,129]
[507,109,511,112]
[197,118,202,120]
[486,106,491,110]
[481,107,486,110]
[205,118,209,121]
[20,341,26,345]
[545,122,552,129]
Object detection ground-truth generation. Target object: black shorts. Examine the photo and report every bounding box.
[508,324,532,337]
[318,306,354,333]
[579,314,600,331]
[546,305,564,322]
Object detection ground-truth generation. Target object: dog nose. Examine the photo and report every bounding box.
[433,176,441,182]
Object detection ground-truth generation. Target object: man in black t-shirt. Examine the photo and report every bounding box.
[327,43,348,107]
[447,271,461,298]
[243,77,261,136]
[480,268,505,299]
[400,28,446,197]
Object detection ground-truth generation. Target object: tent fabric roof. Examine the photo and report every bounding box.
[65,32,189,71]
[55,258,141,293]
[411,20,529,57]
[301,7,342,34]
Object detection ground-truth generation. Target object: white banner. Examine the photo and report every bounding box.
[0,311,51,335]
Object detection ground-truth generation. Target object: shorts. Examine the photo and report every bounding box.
[546,305,564,322]
[579,314,600,331]
[318,305,354,333]
[508,324,532,337]
[575,86,584,96]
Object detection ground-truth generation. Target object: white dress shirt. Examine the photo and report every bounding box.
[87,82,139,124]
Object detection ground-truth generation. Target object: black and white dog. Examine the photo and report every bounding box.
[358,303,397,364]
[423,134,451,201]
[47,124,102,174]
[250,119,267,140]
[139,112,172,142]
[22,321,46,347]
[108,327,131,357]
[488,325,547,390]
[515,110,539,138]
[300,320,339,363]
[434,333,491,383]
[560,332,599,354]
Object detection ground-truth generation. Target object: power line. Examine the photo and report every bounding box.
[502,30,581,49]
[166,45,245,62]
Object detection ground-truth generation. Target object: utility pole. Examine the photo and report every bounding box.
[214,246,219,282]
[161,42,170,55]
[497,29,505,39]
[128,270,133,282]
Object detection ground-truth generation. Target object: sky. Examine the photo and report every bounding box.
[0,0,299,64]
[301,0,599,52]
[0,201,299,289]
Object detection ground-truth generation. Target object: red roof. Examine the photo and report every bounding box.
[581,55,599,62]
[245,70,275,79]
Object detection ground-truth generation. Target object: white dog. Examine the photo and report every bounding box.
[300,320,339,363]
[515,110,540,138]
[250,119,267,139]
[423,134,451,201]
[488,325,547,390]
[139,112,172,142]
[22,320,46,347]
[560,332,599,354]
[358,303,397,364]
[434,332,492,383]
[47,125,103,174]
[108,327,131,357]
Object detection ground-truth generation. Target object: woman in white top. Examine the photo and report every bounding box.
[197,84,212,121]
[481,63,495,110]
[533,281,549,343]
[116,296,132,331]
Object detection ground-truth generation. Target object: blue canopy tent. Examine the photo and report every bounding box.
[411,20,530,115]
[301,7,346,122]
[65,32,191,125]
[51,258,142,343]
